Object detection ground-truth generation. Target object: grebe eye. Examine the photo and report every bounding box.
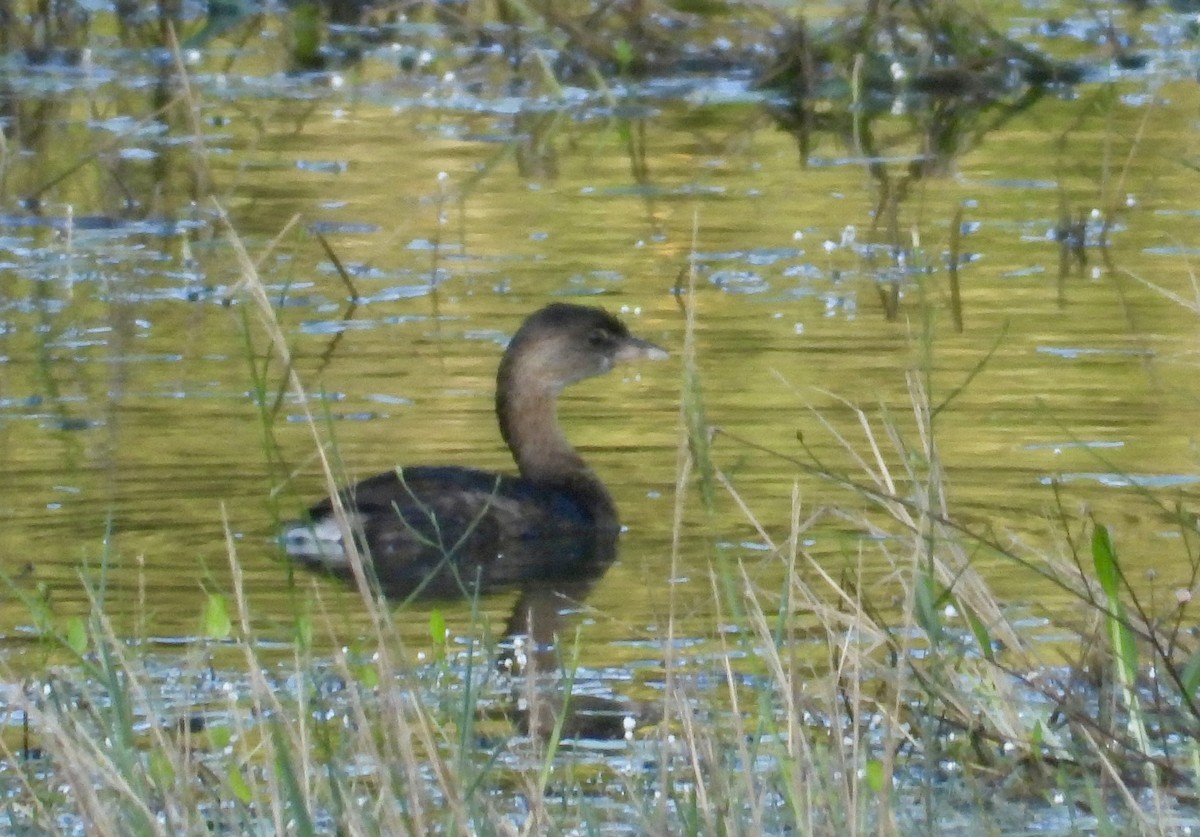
[587,328,612,348]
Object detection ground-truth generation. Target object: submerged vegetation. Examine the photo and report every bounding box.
[1,0,1200,833]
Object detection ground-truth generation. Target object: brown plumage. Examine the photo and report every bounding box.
[282,303,667,598]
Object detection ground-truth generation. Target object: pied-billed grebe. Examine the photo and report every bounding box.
[282,302,667,598]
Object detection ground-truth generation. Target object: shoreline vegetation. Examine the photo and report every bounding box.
[1,211,1197,833]
[2,0,1199,832]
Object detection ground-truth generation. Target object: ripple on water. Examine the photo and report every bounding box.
[295,160,349,174]
[285,411,381,423]
[299,318,387,334]
[364,393,413,406]
[708,270,769,294]
[361,284,434,304]
[1036,345,1154,359]
[307,221,381,235]
[1024,441,1124,451]
[1040,473,1200,489]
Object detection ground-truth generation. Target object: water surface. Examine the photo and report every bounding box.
[1,5,1198,674]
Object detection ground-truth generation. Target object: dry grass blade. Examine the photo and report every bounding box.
[211,200,384,621]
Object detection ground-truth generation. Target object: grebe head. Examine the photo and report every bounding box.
[500,303,668,393]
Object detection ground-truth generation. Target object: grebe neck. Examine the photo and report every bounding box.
[497,378,617,524]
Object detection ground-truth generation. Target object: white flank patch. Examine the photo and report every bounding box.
[281,514,364,566]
